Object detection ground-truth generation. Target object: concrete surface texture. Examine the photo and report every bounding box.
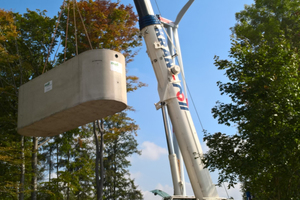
[18,49,127,137]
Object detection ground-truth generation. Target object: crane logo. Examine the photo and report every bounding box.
[155,26,189,111]
[172,83,189,111]
[154,27,173,68]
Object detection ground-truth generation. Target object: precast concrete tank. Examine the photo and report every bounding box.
[18,49,127,137]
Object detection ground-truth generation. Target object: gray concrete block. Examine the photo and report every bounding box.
[18,49,127,137]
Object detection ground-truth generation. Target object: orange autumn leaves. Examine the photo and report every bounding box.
[60,0,141,63]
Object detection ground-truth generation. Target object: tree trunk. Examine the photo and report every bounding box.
[94,120,104,200]
[93,121,100,200]
[31,137,38,200]
[19,136,25,200]
[56,141,59,190]
[17,37,25,200]
[67,150,70,200]
[99,120,104,200]
[49,148,52,182]
[113,141,117,200]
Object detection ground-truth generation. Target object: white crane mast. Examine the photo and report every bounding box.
[132,0,223,199]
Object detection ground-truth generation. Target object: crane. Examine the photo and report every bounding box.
[132,1,229,199]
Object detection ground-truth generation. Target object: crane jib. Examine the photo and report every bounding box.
[154,26,189,111]
[133,1,222,199]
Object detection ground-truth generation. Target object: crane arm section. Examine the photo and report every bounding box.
[133,1,220,199]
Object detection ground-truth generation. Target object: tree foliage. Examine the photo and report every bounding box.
[0,0,144,199]
[0,9,58,199]
[103,112,143,200]
[57,1,144,199]
[58,0,141,63]
[203,0,300,199]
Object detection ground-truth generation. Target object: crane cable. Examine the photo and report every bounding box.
[65,0,93,60]
[64,1,70,62]
[155,0,179,55]
[154,0,162,17]
[44,0,93,68]
[42,0,66,74]
[52,37,62,64]
[53,2,68,64]
[184,78,205,132]
[73,0,78,56]
[223,182,230,199]
[71,0,93,56]
[76,1,93,50]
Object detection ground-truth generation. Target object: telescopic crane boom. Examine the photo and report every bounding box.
[132,1,226,200]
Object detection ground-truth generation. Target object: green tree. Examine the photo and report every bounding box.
[0,9,58,199]
[52,130,95,200]
[0,9,21,199]
[103,112,143,200]
[203,1,300,199]
[57,1,144,199]
[15,10,59,200]
[1,0,144,199]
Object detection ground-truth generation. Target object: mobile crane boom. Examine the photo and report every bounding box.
[133,1,223,199]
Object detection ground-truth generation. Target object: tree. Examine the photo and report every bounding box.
[203,0,300,199]
[52,129,95,200]
[103,112,143,200]
[94,120,105,200]
[37,129,95,200]
[0,9,21,199]
[0,0,144,199]
[14,10,59,200]
[57,1,144,199]
[0,8,59,200]
[58,0,141,63]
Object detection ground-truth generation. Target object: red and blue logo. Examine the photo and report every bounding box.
[172,83,189,111]
[155,27,189,111]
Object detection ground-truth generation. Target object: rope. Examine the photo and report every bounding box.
[162,26,178,55]
[64,2,70,62]
[52,36,62,64]
[223,182,230,198]
[177,64,205,132]
[76,2,93,50]
[154,0,162,16]
[73,0,78,56]
[42,0,66,74]
[186,81,205,132]
[154,0,178,55]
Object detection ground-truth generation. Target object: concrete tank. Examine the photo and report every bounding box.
[18,49,127,137]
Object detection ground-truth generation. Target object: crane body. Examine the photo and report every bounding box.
[132,1,227,200]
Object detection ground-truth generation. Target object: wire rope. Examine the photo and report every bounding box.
[154,0,179,55]
[64,1,70,62]
[73,0,78,56]
[52,36,62,64]
[76,2,93,50]
[223,182,230,199]
[176,56,205,132]
[162,26,178,56]
[186,81,205,132]
[154,0,162,16]
[42,0,66,74]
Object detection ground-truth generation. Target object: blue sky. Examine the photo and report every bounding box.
[2,0,254,199]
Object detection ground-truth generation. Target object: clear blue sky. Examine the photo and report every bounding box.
[2,0,254,199]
